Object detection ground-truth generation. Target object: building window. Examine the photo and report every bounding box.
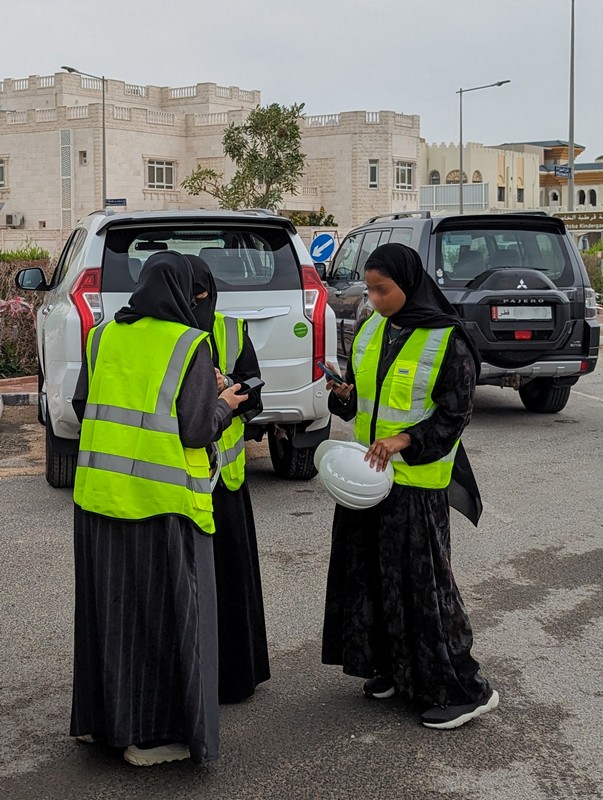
[497,186,506,202]
[550,191,559,203]
[0,158,5,187]
[577,189,586,205]
[394,161,413,190]
[38,221,46,229]
[472,170,483,183]
[147,159,175,189]
[446,170,467,184]
[368,159,379,188]
[517,188,524,203]
[589,189,597,205]
[428,170,441,185]
[79,150,88,166]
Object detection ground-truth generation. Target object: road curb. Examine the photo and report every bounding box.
[1,392,38,406]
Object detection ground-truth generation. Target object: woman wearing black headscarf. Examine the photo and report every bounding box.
[186,254,270,704]
[70,251,248,766]
[321,243,498,730]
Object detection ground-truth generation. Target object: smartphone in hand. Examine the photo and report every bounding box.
[234,376,265,395]
[317,361,344,386]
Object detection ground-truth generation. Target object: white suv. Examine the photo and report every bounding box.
[16,210,338,487]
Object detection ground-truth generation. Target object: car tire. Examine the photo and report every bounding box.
[46,423,76,488]
[268,427,318,480]
[518,378,572,414]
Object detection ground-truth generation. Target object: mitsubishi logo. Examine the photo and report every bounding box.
[517,279,528,289]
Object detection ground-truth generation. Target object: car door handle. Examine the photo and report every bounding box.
[41,304,54,315]
[334,290,343,296]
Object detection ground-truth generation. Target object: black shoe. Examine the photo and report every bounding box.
[363,674,395,699]
[421,689,499,730]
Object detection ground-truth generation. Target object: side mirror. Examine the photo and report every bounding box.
[313,261,327,280]
[15,267,49,291]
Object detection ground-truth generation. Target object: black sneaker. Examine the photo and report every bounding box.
[363,674,395,699]
[421,689,499,730]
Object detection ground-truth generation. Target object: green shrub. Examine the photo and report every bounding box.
[582,254,603,295]
[0,241,50,262]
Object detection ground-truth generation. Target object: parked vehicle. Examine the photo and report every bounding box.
[318,211,599,413]
[16,210,337,487]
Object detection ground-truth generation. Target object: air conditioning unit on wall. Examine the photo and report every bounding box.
[6,212,25,228]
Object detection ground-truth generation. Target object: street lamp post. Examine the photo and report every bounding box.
[456,80,510,214]
[61,66,107,206]
[567,0,575,211]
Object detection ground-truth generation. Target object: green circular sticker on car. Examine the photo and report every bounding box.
[293,322,308,338]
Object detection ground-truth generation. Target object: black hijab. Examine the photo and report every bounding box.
[365,243,483,526]
[364,243,481,377]
[115,250,199,327]
[187,254,218,332]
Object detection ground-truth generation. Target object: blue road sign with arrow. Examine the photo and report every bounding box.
[310,233,336,262]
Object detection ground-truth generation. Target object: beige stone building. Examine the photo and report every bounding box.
[418,141,542,213]
[0,72,422,249]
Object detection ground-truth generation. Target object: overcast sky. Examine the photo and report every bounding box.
[4,0,602,160]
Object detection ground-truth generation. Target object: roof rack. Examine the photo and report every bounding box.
[362,211,432,225]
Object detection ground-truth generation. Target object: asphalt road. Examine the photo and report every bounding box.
[1,365,602,800]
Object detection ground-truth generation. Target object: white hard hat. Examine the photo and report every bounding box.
[313,440,394,510]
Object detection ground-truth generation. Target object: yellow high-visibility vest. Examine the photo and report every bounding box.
[73,317,215,532]
[213,312,246,491]
[352,312,457,489]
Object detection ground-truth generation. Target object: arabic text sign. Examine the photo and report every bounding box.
[553,212,603,231]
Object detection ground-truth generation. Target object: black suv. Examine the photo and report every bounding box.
[319,212,600,413]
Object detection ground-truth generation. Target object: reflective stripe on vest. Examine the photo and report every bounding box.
[213,312,246,490]
[352,313,457,489]
[73,318,215,532]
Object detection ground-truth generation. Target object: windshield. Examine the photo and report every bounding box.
[435,228,573,287]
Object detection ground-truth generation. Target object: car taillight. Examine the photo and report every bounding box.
[301,265,328,382]
[70,268,103,353]
[514,330,533,340]
[584,287,597,319]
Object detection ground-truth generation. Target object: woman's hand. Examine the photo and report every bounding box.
[324,361,355,402]
[215,368,226,393]
[365,433,411,472]
[219,384,248,410]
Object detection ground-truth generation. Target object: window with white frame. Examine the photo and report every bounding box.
[146,159,175,189]
[368,159,379,188]
[394,161,413,190]
[0,158,5,187]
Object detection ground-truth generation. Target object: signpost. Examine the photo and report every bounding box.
[554,166,572,178]
[105,198,127,207]
[310,233,336,263]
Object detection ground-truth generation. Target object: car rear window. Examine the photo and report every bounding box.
[435,227,574,288]
[102,224,301,292]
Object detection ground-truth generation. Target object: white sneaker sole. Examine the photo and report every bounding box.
[422,690,500,730]
[123,744,191,766]
[364,686,395,699]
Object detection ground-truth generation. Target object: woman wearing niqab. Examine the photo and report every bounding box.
[322,243,499,729]
[70,251,247,765]
[187,254,270,704]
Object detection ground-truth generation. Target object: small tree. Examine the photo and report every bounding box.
[182,103,306,211]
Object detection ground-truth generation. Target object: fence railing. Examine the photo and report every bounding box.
[80,76,102,91]
[305,114,340,127]
[39,75,55,88]
[366,111,380,123]
[113,106,132,120]
[66,105,89,119]
[125,83,146,97]
[419,182,489,212]
[6,111,27,124]
[170,85,197,98]
[36,109,58,122]
[13,79,29,91]
[216,85,232,98]
[194,112,228,126]
[147,110,175,126]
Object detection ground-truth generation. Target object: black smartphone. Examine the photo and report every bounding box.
[317,361,344,386]
[234,376,265,395]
